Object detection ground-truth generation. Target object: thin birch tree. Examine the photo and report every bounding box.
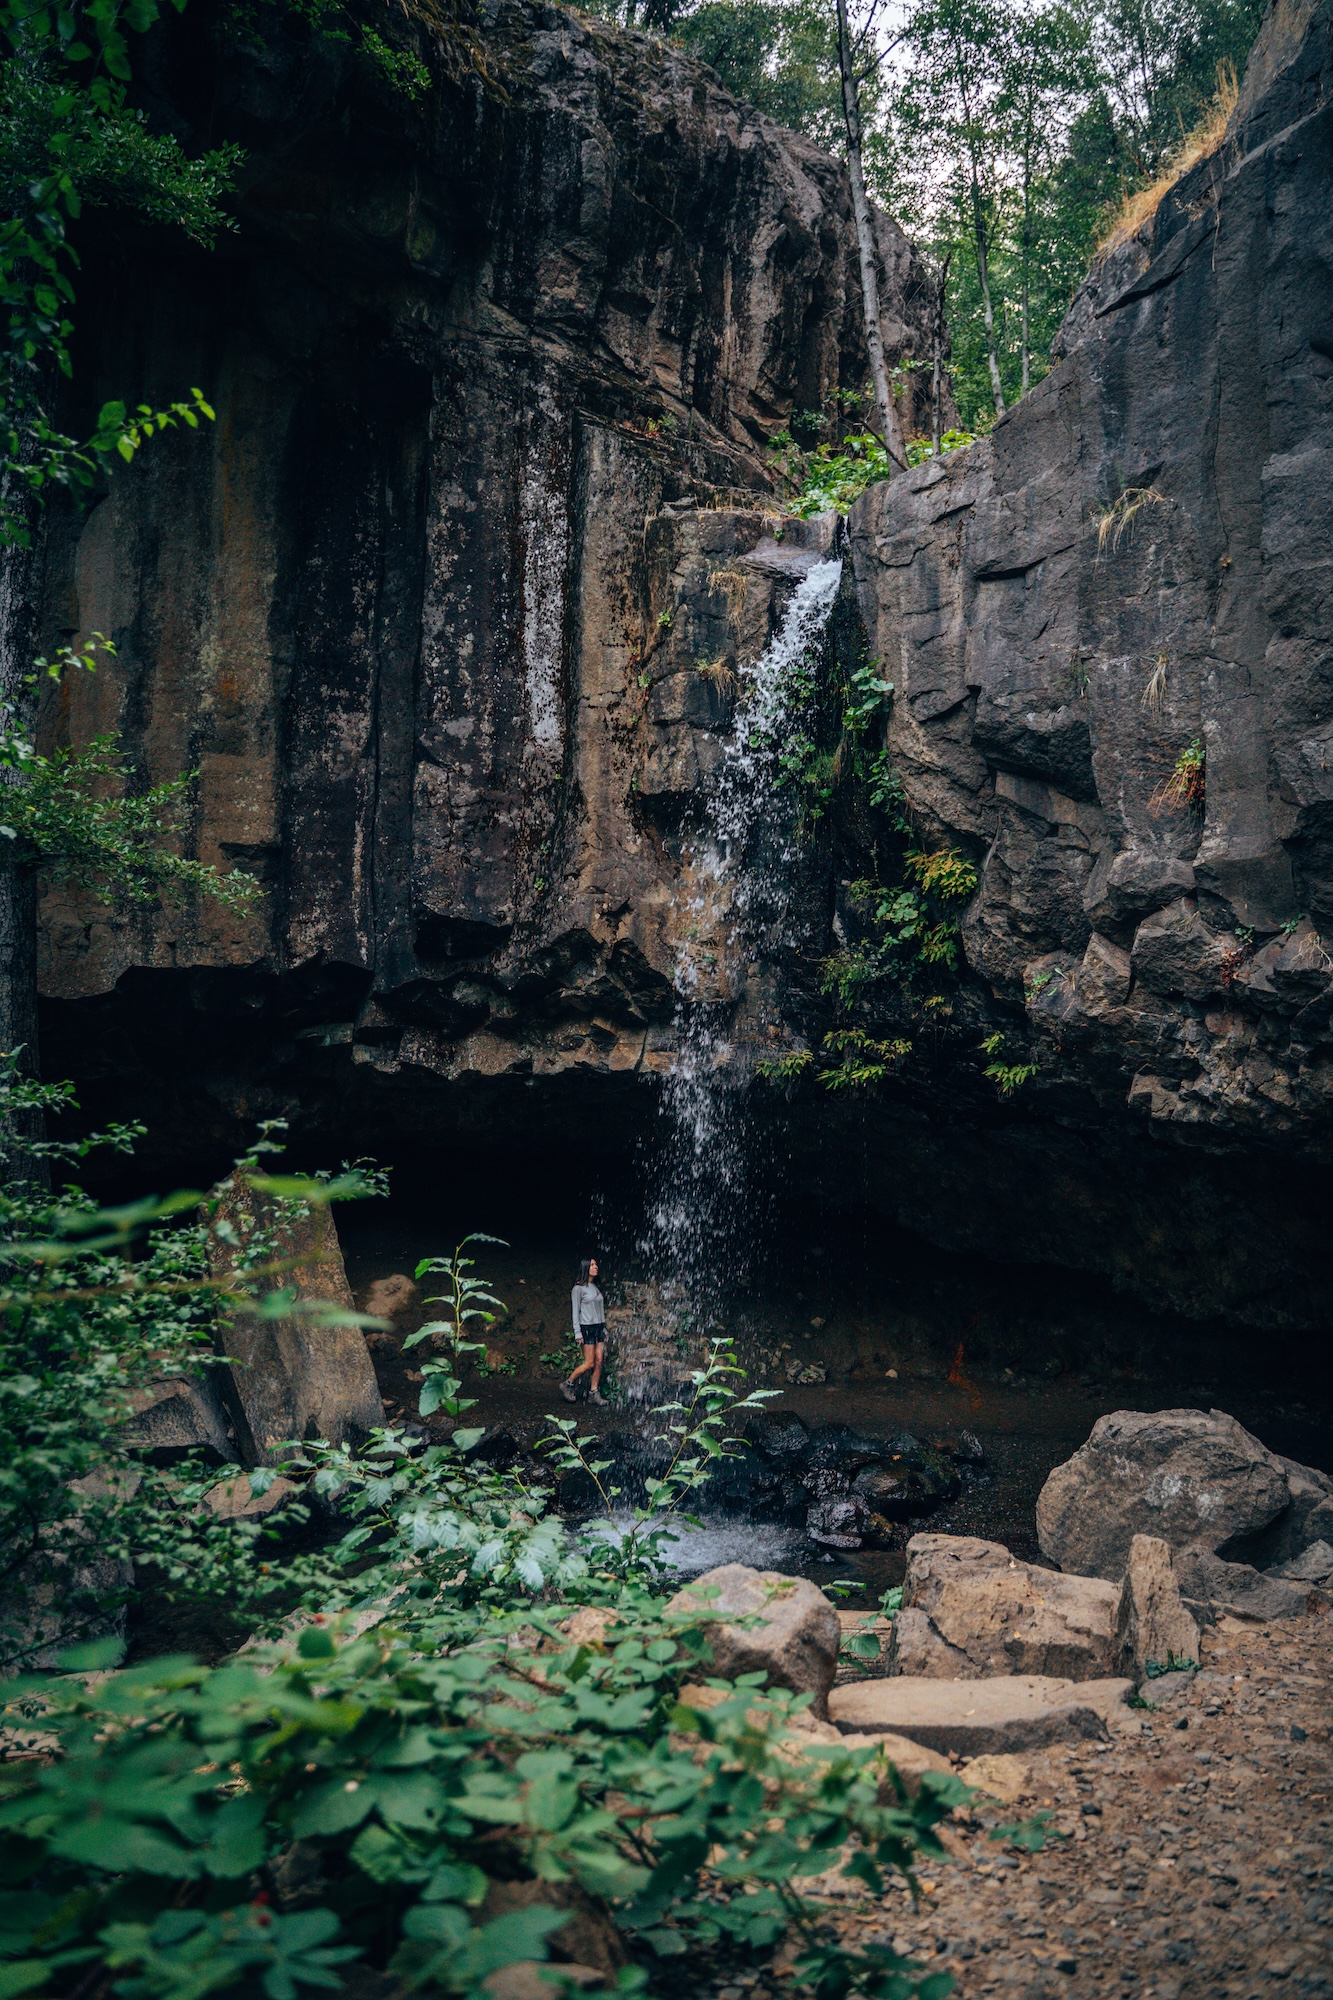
[834,0,909,469]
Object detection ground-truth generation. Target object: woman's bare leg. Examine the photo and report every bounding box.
[567,1344,597,1383]
[590,1344,606,1395]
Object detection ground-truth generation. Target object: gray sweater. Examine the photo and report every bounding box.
[572,1282,605,1337]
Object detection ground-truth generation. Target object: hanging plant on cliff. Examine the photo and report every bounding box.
[1,639,257,904]
[820,844,979,1006]
[1148,734,1205,816]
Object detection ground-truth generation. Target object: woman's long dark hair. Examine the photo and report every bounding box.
[577,1258,596,1286]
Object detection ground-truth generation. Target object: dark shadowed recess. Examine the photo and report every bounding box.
[44,965,1331,1448]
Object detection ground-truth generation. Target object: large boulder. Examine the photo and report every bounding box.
[1036,1410,1292,1578]
[209,1180,385,1464]
[888,1534,1120,1681]
[1115,1534,1200,1679]
[829,1674,1132,1755]
[666,1564,840,1717]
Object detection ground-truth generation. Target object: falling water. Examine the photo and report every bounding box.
[640,552,844,1316]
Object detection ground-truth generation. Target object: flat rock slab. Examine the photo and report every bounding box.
[828,1674,1132,1754]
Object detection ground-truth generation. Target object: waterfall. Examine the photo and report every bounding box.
[639,552,844,1320]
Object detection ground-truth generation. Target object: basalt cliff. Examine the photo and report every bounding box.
[34,0,1332,1329]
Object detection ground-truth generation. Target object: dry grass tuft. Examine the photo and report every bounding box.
[1149,736,1206,815]
[1100,62,1238,253]
[1096,485,1167,554]
[695,656,739,701]
[708,564,753,623]
[1142,653,1169,712]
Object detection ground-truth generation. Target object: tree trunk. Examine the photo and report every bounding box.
[836,0,907,471]
[969,174,1006,418]
[1020,156,1032,396]
[931,251,952,455]
[0,471,48,1179]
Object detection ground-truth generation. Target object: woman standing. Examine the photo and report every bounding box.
[562,1257,607,1404]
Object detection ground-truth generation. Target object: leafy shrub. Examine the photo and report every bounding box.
[0,1061,381,1669]
[819,851,978,1005]
[978,1034,1039,1097]
[768,429,977,519]
[0,1251,980,2000]
[0,1607,968,2000]
[0,1113,1049,2000]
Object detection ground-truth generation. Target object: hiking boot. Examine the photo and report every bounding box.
[559,1381,578,1403]
[589,1390,607,1406]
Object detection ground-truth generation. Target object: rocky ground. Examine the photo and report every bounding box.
[756,1610,1332,2000]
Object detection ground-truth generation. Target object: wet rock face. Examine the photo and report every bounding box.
[846,0,1333,1156]
[31,0,1331,1330]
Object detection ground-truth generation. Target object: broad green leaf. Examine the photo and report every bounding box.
[290,1780,375,1840]
[51,1817,199,1878]
[423,1861,488,1906]
[204,1791,268,1878]
[0,1965,51,2000]
[52,1634,125,1673]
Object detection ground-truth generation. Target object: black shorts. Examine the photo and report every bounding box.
[577,1325,606,1346]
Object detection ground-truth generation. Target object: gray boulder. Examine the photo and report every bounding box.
[1115,1534,1200,1680]
[1222,1454,1333,1569]
[1173,1545,1316,1623]
[117,1374,234,1462]
[1036,1409,1292,1579]
[806,1495,866,1549]
[667,1564,840,1718]
[1268,1540,1333,1586]
[888,1533,1120,1681]
[1130,898,1239,1001]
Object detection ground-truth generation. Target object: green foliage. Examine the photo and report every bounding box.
[0,1077,389,1668]
[770,424,977,520]
[978,1032,1038,1095]
[0,0,238,539]
[540,1337,780,1581]
[754,1046,814,1086]
[406,1233,509,1415]
[1149,734,1205,816]
[905,846,978,904]
[0,1599,972,2000]
[225,0,452,99]
[671,0,847,141]
[819,1028,912,1091]
[821,847,977,1005]
[0,639,257,911]
[876,0,1266,427]
[0,1181,992,2000]
[843,658,895,738]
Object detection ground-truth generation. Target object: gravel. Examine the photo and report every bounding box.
[708,1609,1332,2000]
